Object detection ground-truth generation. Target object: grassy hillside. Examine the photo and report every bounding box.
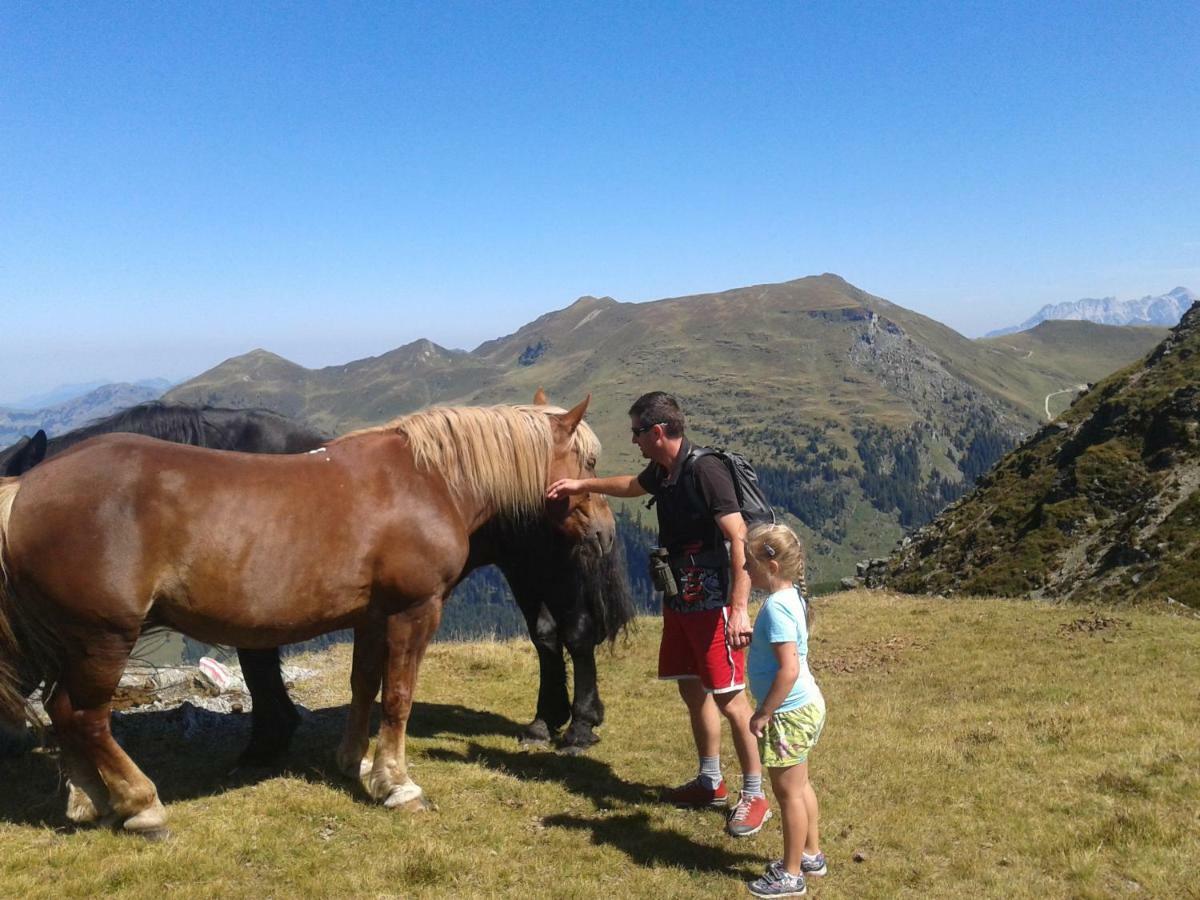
[978,321,1167,419]
[165,276,1165,585]
[2,592,1197,899]
[888,303,1200,605]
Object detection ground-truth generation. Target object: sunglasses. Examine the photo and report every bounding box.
[631,422,664,437]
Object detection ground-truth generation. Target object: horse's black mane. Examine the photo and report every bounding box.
[64,401,329,450]
[489,517,636,647]
[0,402,330,475]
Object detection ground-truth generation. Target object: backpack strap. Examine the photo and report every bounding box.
[643,446,711,513]
[681,446,716,518]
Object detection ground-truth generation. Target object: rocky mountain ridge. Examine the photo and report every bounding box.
[165,275,1165,584]
[887,301,1200,606]
[987,287,1194,336]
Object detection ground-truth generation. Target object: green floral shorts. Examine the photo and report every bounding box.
[759,700,826,768]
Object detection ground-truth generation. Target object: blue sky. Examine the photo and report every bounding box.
[2,1,1197,403]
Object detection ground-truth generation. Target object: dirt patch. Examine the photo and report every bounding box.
[1057,614,1131,637]
[812,635,925,675]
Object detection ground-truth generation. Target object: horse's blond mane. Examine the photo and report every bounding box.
[337,404,600,517]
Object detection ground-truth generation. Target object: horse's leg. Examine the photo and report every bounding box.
[335,624,385,781]
[502,568,572,746]
[236,646,300,766]
[366,598,441,810]
[522,601,571,745]
[559,626,604,753]
[47,689,114,826]
[47,636,168,838]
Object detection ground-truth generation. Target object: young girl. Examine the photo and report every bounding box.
[743,523,827,898]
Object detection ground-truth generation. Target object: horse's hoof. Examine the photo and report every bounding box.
[520,720,554,745]
[558,728,600,755]
[518,735,551,749]
[383,782,431,812]
[122,803,168,838]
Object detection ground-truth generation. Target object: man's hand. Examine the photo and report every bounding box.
[546,478,585,500]
[749,708,772,738]
[726,606,753,650]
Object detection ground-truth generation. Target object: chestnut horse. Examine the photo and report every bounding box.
[0,400,632,759]
[0,399,604,837]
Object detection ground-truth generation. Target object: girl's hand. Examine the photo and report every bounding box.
[749,709,771,738]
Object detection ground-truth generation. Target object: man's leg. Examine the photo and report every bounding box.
[678,677,721,757]
[662,677,728,806]
[716,688,771,837]
[712,688,762,780]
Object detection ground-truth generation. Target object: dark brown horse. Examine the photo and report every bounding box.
[0,399,606,836]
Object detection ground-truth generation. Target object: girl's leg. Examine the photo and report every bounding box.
[803,778,822,856]
[768,762,809,876]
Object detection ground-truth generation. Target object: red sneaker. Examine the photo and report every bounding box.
[726,793,772,837]
[662,777,728,808]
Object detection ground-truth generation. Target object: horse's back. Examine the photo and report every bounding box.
[4,433,468,644]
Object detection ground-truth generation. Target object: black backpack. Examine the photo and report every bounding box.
[682,446,777,529]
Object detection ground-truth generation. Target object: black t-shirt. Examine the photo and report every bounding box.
[638,439,740,612]
[637,439,741,551]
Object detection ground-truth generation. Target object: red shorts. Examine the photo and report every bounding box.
[658,606,745,694]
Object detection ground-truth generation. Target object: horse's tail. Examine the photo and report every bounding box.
[590,536,637,645]
[0,478,51,727]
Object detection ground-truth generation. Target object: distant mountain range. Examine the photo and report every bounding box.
[3,377,172,410]
[986,287,1195,337]
[887,299,1200,606]
[0,381,169,446]
[165,274,1166,585]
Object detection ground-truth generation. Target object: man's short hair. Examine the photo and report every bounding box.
[629,391,685,438]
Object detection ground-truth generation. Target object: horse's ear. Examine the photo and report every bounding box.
[555,395,590,435]
[4,430,48,476]
[31,430,47,464]
[533,388,549,406]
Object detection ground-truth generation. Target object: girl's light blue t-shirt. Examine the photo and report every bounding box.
[747,586,821,712]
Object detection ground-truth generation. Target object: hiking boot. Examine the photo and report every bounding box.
[801,852,828,877]
[662,777,728,808]
[748,865,806,897]
[726,792,772,837]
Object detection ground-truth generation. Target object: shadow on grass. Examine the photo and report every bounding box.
[544,811,764,875]
[424,740,660,808]
[425,742,764,873]
[0,700,528,829]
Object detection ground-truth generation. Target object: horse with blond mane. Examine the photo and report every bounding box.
[0,397,606,838]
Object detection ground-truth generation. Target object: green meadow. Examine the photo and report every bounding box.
[1,590,1197,899]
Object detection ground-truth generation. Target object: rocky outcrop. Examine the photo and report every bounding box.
[885,302,1200,607]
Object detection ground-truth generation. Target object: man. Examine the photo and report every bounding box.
[546,391,770,837]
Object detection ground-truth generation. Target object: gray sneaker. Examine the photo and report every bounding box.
[748,865,806,897]
[801,852,827,877]
[767,853,827,879]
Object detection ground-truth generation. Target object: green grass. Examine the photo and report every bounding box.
[2,591,1198,898]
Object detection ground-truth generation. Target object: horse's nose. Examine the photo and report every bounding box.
[595,519,615,555]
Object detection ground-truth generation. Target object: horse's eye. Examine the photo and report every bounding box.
[586,455,597,471]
